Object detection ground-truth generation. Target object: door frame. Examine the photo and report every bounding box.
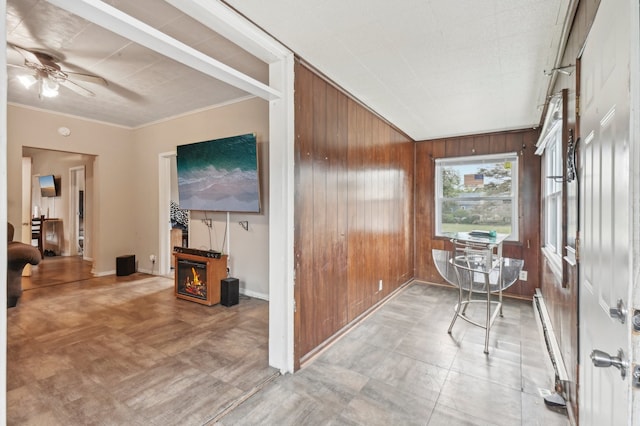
[68,166,85,257]
[629,0,640,418]
[21,157,32,244]
[158,151,176,276]
[1,0,8,418]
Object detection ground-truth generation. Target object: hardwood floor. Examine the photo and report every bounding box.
[22,255,94,290]
[8,256,277,425]
[8,257,569,425]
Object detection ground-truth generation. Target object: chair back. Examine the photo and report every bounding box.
[31,215,44,255]
[449,248,495,293]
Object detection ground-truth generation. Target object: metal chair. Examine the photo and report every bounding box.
[446,245,523,354]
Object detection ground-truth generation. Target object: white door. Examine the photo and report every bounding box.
[579,1,632,425]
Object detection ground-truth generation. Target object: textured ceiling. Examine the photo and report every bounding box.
[6,0,268,128]
[6,0,572,140]
[224,0,573,140]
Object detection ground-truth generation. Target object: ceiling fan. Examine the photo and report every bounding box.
[8,43,108,99]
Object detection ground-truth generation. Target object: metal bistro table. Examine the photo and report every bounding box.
[432,232,523,354]
[452,231,509,264]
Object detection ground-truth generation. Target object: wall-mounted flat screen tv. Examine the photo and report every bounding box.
[39,174,59,197]
[177,133,260,212]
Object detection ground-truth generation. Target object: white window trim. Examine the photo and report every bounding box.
[435,152,519,241]
[541,121,563,269]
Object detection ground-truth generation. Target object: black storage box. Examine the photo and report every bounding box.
[116,255,135,276]
[221,277,239,307]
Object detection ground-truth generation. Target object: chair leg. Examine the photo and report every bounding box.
[448,288,464,334]
[484,290,491,354]
[461,287,472,315]
[498,264,505,317]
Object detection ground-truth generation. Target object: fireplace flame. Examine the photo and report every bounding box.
[191,267,201,285]
[180,265,206,297]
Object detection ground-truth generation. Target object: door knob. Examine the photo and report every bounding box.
[609,299,627,324]
[590,348,628,379]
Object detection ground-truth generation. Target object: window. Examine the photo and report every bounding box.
[435,153,519,240]
[542,122,563,260]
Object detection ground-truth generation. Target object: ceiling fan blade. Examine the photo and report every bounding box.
[60,79,96,97]
[8,43,107,97]
[65,70,108,86]
[9,43,45,66]
[7,63,30,71]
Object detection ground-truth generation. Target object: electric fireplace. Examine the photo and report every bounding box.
[174,251,228,306]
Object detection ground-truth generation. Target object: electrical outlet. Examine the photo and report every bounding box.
[378,279,383,291]
[519,270,528,281]
[149,254,156,263]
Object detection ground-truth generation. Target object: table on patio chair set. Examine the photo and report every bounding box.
[432,232,524,354]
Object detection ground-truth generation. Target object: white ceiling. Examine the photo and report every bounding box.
[6,0,573,140]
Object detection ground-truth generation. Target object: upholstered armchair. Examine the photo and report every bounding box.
[7,222,41,308]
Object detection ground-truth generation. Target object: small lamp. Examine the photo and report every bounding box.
[17,74,37,89]
[40,77,59,98]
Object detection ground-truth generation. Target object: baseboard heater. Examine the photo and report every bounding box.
[533,288,569,407]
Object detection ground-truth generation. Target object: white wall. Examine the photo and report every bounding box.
[131,97,270,298]
[8,105,135,274]
[7,97,270,297]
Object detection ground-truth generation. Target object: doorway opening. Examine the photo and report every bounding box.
[22,147,94,260]
[158,151,180,276]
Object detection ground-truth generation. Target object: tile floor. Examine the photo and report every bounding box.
[218,283,570,426]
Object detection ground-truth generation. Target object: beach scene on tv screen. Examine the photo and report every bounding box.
[177,133,260,212]
[39,175,57,197]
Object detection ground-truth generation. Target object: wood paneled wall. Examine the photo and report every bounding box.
[414,129,541,298]
[294,61,414,365]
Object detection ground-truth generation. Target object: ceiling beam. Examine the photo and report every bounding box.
[45,0,281,101]
[164,0,290,65]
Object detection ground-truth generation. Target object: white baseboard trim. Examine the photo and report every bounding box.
[241,288,269,301]
[533,289,570,387]
[93,269,116,277]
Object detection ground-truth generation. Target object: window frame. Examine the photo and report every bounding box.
[434,152,519,241]
[541,121,564,268]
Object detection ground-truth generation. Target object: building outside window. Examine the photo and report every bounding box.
[435,153,519,240]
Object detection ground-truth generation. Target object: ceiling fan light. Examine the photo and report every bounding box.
[17,74,37,89]
[41,78,59,98]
